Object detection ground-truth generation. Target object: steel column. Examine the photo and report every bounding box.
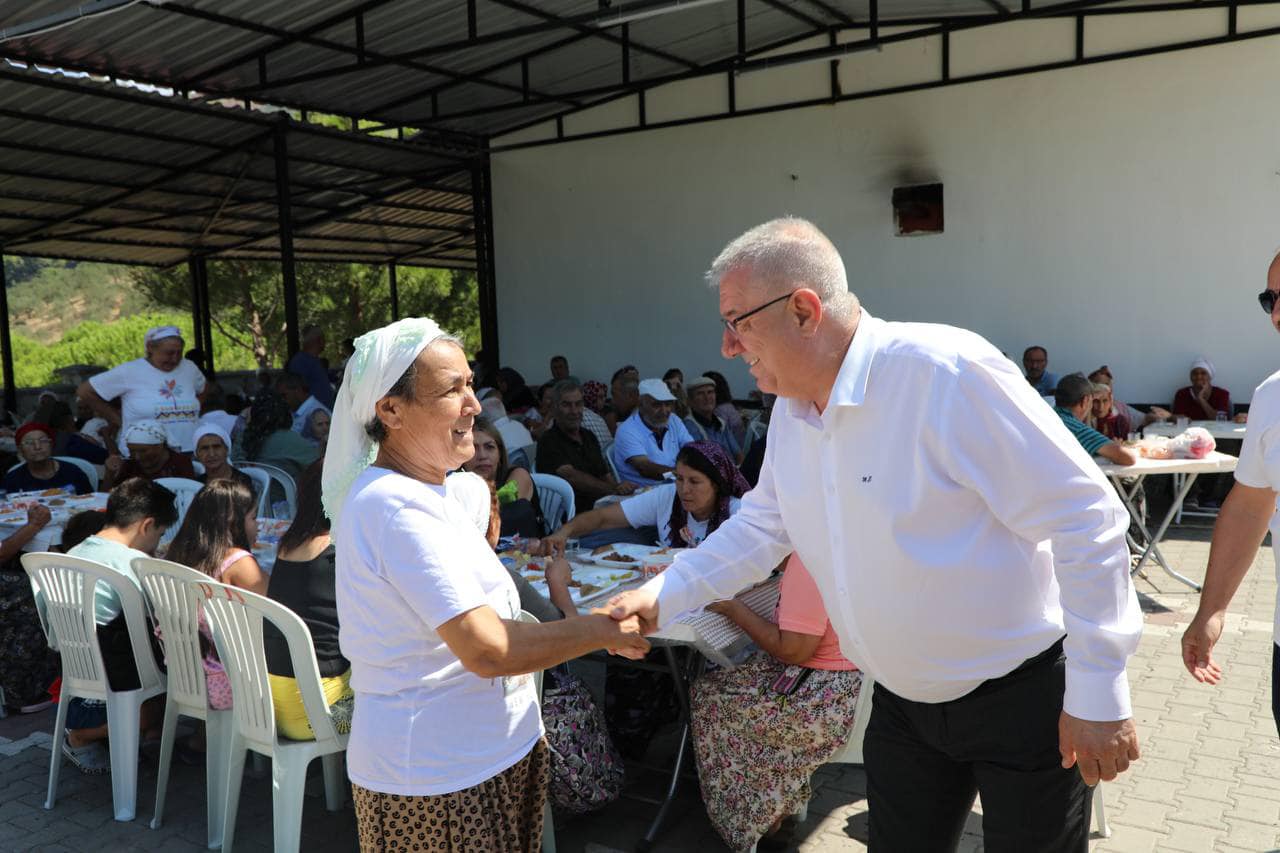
[274,123,301,360]
[471,163,500,374]
[389,262,400,320]
[0,256,15,417]
[188,257,206,356]
[197,256,216,378]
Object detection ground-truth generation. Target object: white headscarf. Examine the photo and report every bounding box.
[192,421,232,452]
[1190,357,1215,381]
[145,325,183,346]
[122,419,169,446]
[445,470,493,537]
[321,317,450,527]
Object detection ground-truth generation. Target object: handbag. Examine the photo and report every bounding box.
[541,665,624,814]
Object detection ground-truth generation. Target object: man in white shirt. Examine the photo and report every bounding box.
[1183,250,1280,739]
[611,379,695,486]
[607,217,1142,850]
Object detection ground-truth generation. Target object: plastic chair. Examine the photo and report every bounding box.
[531,473,576,531]
[515,610,556,853]
[20,552,167,822]
[602,440,622,483]
[5,455,99,491]
[234,466,272,518]
[742,418,768,454]
[155,477,205,548]
[236,462,297,519]
[194,578,347,853]
[132,557,234,848]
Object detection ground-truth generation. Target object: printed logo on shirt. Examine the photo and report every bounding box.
[154,379,198,425]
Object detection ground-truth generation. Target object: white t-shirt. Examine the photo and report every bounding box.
[1231,368,1280,645]
[89,357,206,454]
[620,483,741,548]
[335,466,542,796]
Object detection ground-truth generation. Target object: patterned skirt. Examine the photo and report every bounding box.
[352,738,550,852]
[0,570,59,708]
[690,653,863,852]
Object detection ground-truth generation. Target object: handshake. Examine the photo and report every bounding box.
[586,588,661,660]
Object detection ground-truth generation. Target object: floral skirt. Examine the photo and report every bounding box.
[352,738,549,852]
[690,653,863,852]
[0,570,59,708]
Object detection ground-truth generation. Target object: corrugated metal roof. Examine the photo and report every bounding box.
[0,62,479,268]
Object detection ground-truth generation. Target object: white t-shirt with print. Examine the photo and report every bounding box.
[620,483,741,548]
[1232,368,1280,645]
[89,357,206,454]
[335,466,543,796]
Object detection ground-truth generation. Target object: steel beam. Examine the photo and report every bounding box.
[274,124,301,360]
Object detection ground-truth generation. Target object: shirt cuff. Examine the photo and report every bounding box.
[1063,663,1132,721]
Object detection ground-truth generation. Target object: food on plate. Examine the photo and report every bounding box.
[47,499,65,506]
[40,488,66,497]
[579,583,601,596]
[591,543,616,556]
[599,551,637,563]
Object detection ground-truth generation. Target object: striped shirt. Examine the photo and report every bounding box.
[1055,407,1111,456]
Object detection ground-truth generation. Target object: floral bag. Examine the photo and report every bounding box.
[541,665,624,814]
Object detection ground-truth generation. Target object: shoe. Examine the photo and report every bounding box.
[1183,497,1200,509]
[18,699,54,714]
[62,738,111,775]
[1201,499,1221,510]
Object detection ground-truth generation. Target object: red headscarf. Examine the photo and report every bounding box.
[15,422,55,446]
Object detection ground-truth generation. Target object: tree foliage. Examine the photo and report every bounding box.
[133,260,480,369]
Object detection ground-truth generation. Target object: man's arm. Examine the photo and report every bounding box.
[1096,441,1136,466]
[1182,482,1276,683]
[554,464,618,502]
[627,456,674,480]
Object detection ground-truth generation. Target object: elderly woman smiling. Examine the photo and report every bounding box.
[324,318,648,852]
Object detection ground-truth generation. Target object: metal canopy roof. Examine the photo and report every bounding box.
[0,0,1081,141]
[0,61,480,269]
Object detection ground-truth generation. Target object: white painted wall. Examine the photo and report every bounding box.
[491,16,1280,407]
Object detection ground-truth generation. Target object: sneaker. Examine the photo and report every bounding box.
[62,738,111,775]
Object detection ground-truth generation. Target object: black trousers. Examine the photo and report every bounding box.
[865,639,1091,852]
[1272,642,1280,741]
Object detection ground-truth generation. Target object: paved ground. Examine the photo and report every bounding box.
[2,522,1279,852]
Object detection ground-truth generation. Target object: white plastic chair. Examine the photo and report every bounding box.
[194,578,347,853]
[132,557,234,848]
[515,610,556,853]
[601,440,622,483]
[20,552,167,822]
[6,455,100,491]
[531,473,576,531]
[236,462,297,519]
[234,466,273,518]
[155,477,205,548]
[742,418,768,454]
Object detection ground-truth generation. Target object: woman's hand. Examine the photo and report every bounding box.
[545,557,572,589]
[104,454,124,478]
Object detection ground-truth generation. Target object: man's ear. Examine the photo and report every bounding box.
[791,288,824,337]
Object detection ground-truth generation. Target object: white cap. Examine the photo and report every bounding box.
[638,378,676,401]
[144,325,183,345]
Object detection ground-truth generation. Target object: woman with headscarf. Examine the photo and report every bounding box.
[3,423,93,495]
[691,553,863,852]
[103,420,195,487]
[193,422,256,494]
[542,441,749,554]
[76,324,207,457]
[542,441,751,758]
[240,394,318,481]
[1173,357,1232,421]
[324,317,648,852]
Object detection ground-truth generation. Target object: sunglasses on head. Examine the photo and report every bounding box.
[1260,290,1280,314]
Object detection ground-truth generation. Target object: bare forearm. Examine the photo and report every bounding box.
[557,467,614,501]
[78,386,120,427]
[1199,489,1274,614]
[0,524,44,561]
[719,601,786,656]
[631,458,673,479]
[487,615,617,675]
[546,580,579,617]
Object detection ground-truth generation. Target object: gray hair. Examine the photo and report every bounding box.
[302,324,325,344]
[1091,382,1111,397]
[552,378,583,406]
[362,331,463,442]
[707,217,854,315]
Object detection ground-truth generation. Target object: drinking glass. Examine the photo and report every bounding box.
[1216,411,1229,422]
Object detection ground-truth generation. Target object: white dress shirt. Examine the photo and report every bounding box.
[646,312,1141,721]
[1232,368,1280,644]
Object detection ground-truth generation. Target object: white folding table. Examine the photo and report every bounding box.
[1141,421,1245,522]
[1097,451,1237,591]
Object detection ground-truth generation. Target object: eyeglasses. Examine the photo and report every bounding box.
[722,290,798,337]
[1259,290,1280,314]
[20,437,51,449]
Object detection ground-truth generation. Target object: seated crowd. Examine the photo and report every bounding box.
[0,328,1252,852]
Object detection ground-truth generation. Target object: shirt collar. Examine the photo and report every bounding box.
[783,309,880,422]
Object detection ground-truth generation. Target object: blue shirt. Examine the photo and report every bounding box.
[1029,371,1059,396]
[286,351,335,409]
[1054,407,1111,456]
[683,413,741,459]
[612,411,694,486]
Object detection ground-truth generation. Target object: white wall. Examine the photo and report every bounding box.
[491,17,1280,406]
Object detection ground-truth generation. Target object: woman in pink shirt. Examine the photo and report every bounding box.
[690,554,863,852]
